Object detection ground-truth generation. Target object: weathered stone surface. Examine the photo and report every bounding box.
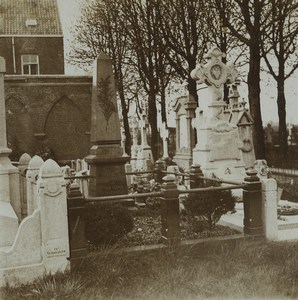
[0,56,19,248]
[261,178,278,241]
[26,155,44,215]
[191,48,246,181]
[86,54,129,197]
[90,53,121,145]
[0,159,69,287]
[173,95,197,171]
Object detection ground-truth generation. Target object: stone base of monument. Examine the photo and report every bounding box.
[86,146,134,206]
[192,120,246,185]
[173,148,193,171]
[0,201,18,247]
[136,146,154,171]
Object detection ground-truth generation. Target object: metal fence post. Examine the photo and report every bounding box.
[190,164,204,189]
[243,169,263,235]
[160,174,180,245]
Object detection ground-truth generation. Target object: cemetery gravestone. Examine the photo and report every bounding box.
[191,48,246,181]
[227,80,255,169]
[136,113,154,171]
[85,53,129,197]
[172,95,197,171]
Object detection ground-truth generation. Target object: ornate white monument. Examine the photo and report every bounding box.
[191,48,247,180]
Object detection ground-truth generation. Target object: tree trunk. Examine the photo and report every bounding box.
[118,82,131,156]
[188,76,198,105]
[247,45,266,159]
[148,91,159,161]
[277,79,288,159]
[160,81,167,125]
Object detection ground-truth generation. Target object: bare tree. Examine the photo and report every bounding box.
[156,0,210,105]
[214,0,272,159]
[121,0,174,160]
[262,0,298,158]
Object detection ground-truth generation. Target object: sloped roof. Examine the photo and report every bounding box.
[0,0,63,36]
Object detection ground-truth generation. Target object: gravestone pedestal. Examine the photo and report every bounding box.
[87,147,129,197]
[85,53,130,198]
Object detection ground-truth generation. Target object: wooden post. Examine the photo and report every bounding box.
[67,182,87,264]
[154,159,165,184]
[243,170,263,235]
[190,164,204,189]
[160,175,180,245]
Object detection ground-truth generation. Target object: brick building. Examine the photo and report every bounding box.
[1,0,93,163]
[0,0,64,75]
[5,75,92,162]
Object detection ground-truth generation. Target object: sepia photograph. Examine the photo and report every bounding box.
[0,0,297,299]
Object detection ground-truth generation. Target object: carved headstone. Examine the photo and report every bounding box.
[191,47,238,103]
[85,53,130,197]
[172,95,197,171]
[191,48,246,181]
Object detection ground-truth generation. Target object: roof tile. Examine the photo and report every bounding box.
[0,0,63,35]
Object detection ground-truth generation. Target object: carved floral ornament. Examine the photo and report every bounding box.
[191,47,239,97]
[97,75,116,124]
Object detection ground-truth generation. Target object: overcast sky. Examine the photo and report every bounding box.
[57,0,298,124]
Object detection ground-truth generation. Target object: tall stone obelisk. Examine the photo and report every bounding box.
[85,53,130,197]
[0,57,19,247]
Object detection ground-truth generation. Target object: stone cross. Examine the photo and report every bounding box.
[131,115,139,147]
[288,123,293,145]
[191,47,238,102]
[160,122,169,159]
[140,113,149,147]
[288,123,293,142]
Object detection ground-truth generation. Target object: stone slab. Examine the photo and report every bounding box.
[220,202,298,241]
[0,201,18,247]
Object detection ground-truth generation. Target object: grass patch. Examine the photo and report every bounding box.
[2,238,298,299]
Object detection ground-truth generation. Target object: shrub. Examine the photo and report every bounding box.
[85,203,134,246]
[184,185,236,229]
[129,175,161,216]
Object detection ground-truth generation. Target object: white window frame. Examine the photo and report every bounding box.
[21,54,39,75]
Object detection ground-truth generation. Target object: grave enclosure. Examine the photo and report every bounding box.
[0,48,290,287]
